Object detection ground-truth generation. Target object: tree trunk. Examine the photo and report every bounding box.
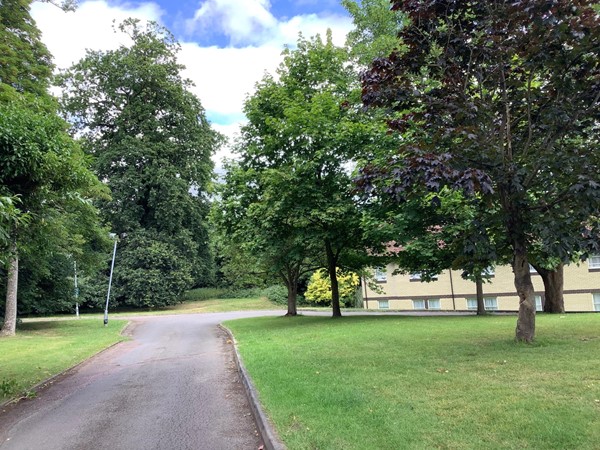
[286,283,298,316]
[280,266,298,316]
[534,263,565,313]
[325,240,342,317]
[475,275,485,315]
[513,241,536,342]
[0,240,18,337]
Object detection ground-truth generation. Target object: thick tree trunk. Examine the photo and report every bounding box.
[325,240,342,317]
[475,275,485,315]
[285,272,298,317]
[281,266,298,316]
[0,240,18,337]
[513,242,536,342]
[534,263,565,313]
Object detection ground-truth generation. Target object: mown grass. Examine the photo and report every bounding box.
[0,319,127,403]
[225,313,600,450]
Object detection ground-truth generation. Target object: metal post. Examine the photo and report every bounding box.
[74,260,79,318]
[104,236,117,326]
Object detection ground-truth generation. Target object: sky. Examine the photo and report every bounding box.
[30,0,355,167]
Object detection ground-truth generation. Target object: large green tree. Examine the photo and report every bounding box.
[358,0,600,341]
[1,0,107,335]
[58,20,222,308]
[228,32,390,317]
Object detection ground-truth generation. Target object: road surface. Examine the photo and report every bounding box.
[0,311,282,450]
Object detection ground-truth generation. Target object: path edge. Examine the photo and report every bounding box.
[219,324,286,450]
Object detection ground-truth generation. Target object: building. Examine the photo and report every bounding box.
[363,256,600,312]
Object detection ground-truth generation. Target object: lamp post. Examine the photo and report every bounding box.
[74,260,79,318]
[104,233,118,326]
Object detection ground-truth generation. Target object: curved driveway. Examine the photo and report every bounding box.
[0,311,283,450]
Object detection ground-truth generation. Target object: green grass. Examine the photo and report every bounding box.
[107,297,283,316]
[224,313,600,450]
[40,297,284,320]
[0,319,127,403]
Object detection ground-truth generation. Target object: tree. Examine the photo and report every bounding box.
[231,32,391,317]
[212,160,320,316]
[58,20,222,307]
[342,0,406,66]
[0,0,54,99]
[358,1,600,341]
[0,97,107,335]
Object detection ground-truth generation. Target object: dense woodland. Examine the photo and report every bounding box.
[1,0,599,342]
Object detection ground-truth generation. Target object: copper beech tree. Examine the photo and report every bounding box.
[356,1,600,342]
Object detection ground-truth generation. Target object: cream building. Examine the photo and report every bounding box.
[363,255,600,312]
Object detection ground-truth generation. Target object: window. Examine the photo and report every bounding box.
[484,298,498,310]
[413,299,426,310]
[589,255,600,270]
[466,297,498,311]
[374,267,387,282]
[593,294,600,312]
[378,300,389,309]
[428,299,441,310]
[483,267,495,277]
[409,272,437,281]
[535,295,543,312]
[412,299,439,310]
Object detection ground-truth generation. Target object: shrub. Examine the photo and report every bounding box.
[261,285,288,305]
[305,269,360,307]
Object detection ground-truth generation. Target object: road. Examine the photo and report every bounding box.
[0,311,283,450]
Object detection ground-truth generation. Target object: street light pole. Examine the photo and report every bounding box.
[74,260,79,318]
[104,234,118,326]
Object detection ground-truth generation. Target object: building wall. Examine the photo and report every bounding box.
[363,260,600,312]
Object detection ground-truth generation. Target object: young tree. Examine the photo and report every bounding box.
[212,161,320,316]
[231,32,390,317]
[58,20,222,307]
[358,1,600,341]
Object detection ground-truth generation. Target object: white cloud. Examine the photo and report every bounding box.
[31,1,164,69]
[188,0,277,45]
[31,0,353,167]
[186,0,352,47]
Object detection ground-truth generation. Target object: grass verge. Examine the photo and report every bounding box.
[0,319,127,403]
[224,313,600,450]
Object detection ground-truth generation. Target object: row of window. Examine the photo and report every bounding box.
[378,294,600,311]
[374,256,600,283]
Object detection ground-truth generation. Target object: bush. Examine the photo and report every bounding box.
[261,285,288,305]
[305,269,360,307]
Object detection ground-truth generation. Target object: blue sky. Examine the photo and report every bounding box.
[31,0,354,165]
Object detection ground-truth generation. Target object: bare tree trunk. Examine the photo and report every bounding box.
[0,240,18,337]
[513,241,536,342]
[534,263,565,313]
[475,275,485,315]
[286,283,298,316]
[280,265,298,316]
[325,240,342,317]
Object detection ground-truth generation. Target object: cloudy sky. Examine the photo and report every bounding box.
[31,0,355,166]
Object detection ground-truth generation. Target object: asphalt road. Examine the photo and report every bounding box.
[0,311,283,450]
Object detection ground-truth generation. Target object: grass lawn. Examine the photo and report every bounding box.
[0,319,127,403]
[224,313,600,450]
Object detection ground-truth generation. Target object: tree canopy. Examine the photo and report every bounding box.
[57,20,222,308]
[357,0,600,341]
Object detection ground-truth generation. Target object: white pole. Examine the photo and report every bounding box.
[74,260,79,318]
[104,237,117,326]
